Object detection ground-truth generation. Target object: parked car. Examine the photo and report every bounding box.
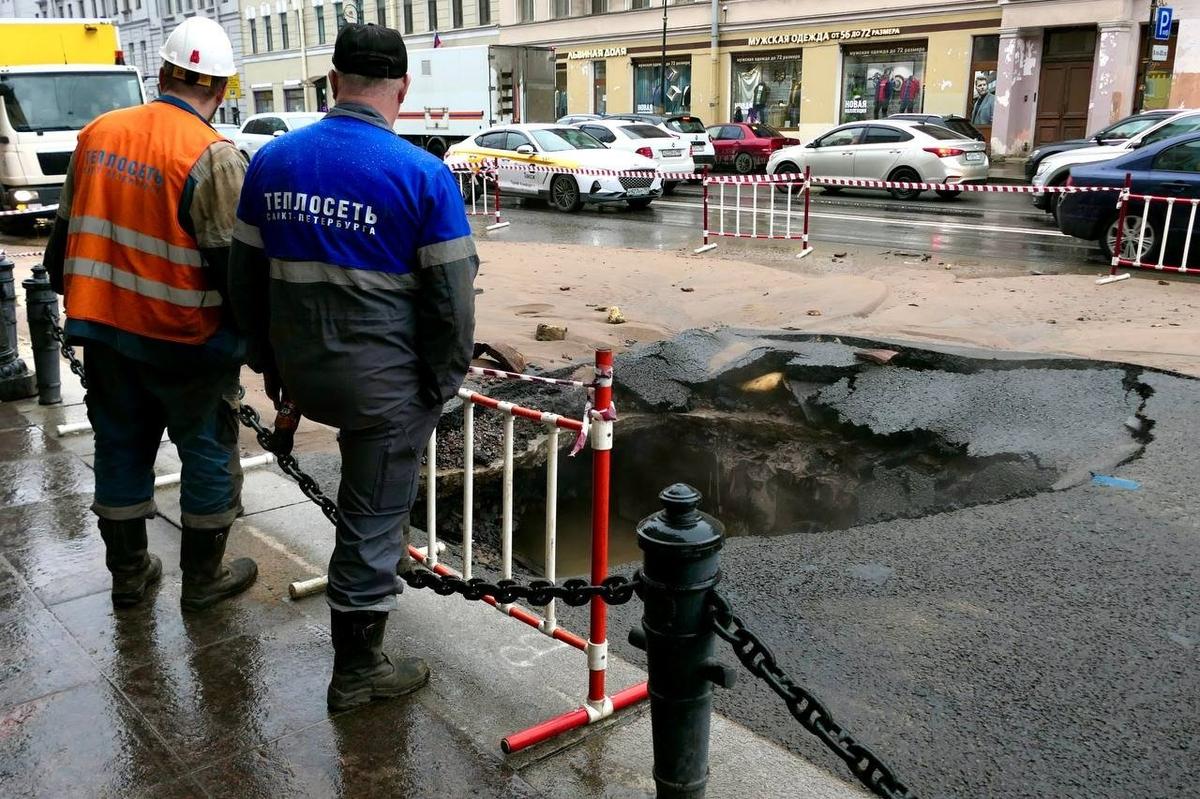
[1032,110,1200,213]
[606,113,716,168]
[1025,109,1181,181]
[705,122,800,174]
[572,119,694,191]
[889,113,984,143]
[233,111,324,159]
[1057,131,1200,262]
[444,123,662,212]
[556,113,602,125]
[213,122,241,139]
[767,120,988,200]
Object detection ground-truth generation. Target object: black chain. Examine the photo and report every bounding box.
[401,569,640,606]
[708,591,918,799]
[45,309,87,388]
[235,402,341,525]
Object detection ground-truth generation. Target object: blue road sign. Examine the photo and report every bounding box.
[1154,6,1174,41]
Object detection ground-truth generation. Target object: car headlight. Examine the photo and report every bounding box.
[1028,149,1042,162]
[11,189,36,203]
[1034,162,1051,178]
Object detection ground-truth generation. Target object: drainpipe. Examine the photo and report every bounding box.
[710,0,719,120]
[296,0,309,111]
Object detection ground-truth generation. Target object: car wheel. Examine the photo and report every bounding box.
[1100,213,1159,262]
[425,138,448,159]
[773,162,803,194]
[888,167,924,200]
[734,152,755,174]
[627,198,654,210]
[550,175,583,213]
[934,188,962,200]
[663,181,679,195]
[459,173,486,204]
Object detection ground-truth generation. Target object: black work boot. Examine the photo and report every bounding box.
[179,526,258,613]
[98,517,162,608]
[327,609,430,712]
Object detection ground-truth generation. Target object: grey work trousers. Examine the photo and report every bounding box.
[326,404,442,612]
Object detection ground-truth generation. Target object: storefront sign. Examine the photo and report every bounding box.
[568,47,628,60]
[748,27,902,47]
[843,98,869,114]
[1152,43,1170,61]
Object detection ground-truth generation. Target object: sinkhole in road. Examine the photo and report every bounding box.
[413,334,1149,578]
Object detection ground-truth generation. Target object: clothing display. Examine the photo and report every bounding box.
[898,76,921,113]
[731,54,802,130]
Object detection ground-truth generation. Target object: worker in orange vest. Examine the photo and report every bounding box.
[44,17,257,611]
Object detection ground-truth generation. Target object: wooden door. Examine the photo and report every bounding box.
[1035,61,1093,144]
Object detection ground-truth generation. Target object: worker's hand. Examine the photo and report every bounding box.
[262,368,284,410]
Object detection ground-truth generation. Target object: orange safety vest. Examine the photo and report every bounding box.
[63,101,224,345]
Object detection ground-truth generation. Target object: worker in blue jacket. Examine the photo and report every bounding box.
[227,23,477,712]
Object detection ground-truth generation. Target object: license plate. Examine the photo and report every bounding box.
[626,187,649,197]
[965,152,984,163]
[690,142,703,152]
[662,149,682,158]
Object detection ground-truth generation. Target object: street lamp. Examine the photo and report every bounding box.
[660,0,668,115]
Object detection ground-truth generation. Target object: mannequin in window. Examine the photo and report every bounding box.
[873,69,893,119]
[786,79,801,127]
[733,105,744,122]
[898,74,921,113]
[752,81,769,125]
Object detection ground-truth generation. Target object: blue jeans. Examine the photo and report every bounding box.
[83,342,243,529]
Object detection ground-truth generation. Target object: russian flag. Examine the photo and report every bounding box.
[433,31,443,48]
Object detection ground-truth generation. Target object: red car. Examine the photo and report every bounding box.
[705,123,800,174]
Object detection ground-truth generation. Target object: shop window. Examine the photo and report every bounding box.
[1137,21,1178,111]
[592,60,606,114]
[253,89,274,114]
[731,52,801,129]
[634,59,691,115]
[284,87,304,112]
[840,42,927,123]
[555,63,567,119]
[968,34,999,131]
[1044,27,1096,60]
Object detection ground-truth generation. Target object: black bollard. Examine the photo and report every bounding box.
[631,483,734,799]
[22,264,61,405]
[0,252,16,351]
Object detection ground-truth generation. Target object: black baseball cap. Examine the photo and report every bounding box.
[332,23,407,79]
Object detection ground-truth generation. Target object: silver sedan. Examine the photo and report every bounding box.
[767,120,989,200]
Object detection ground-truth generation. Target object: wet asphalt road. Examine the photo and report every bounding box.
[480,182,1106,272]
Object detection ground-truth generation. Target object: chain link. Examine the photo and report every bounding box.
[45,309,87,388]
[708,591,918,799]
[401,568,640,606]
[234,402,341,525]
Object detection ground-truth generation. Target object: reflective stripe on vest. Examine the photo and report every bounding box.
[63,102,223,345]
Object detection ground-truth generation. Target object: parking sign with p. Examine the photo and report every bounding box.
[1154,6,1174,41]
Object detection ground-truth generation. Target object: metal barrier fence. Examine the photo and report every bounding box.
[1108,176,1199,278]
[695,169,814,258]
[447,160,510,231]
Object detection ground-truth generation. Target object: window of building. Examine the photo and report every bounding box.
[375,0,385,26]
[965,34,999,137]
[634,58,691,115]
[253,89,274,113]
[518,0,532,22]
[403,0,413,32]
[140,41,147,74]
[284,87,305,111]
[452,0,462,27]
[631,0,650,8]
[263,16,273,50]
[427,0,437,29]
[555,62,566,118]
[1137,21,1178,111]
[249,18,258,54]
[335,0,345,31]
[316,7,327,43]
[592,60,606,114]
[552,0,567,18]
[840,41,927,123]
[279,12,289,49]
[478,0,489,24]
[731,52,801,129]
[591,0,606,13]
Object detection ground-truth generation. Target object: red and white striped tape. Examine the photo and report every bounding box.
[468,365,589,389]
[1,250,46,259]
[805,176,1116,194]
[0,205,57,217]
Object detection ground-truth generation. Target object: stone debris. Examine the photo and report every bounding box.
[535,323,567,341]
[606,306,627,325]
[806,309,822,316]
[854,349,900,365]
[472,342,527,373]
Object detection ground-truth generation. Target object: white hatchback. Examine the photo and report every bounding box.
[768,120,989,200]
[572,120,695,190]
[233,111,324,160]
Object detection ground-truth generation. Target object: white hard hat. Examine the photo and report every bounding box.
[160,17,236,78]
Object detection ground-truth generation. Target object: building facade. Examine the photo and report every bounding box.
[499,0,1199,159]
[238,0,500,116]
[0,0,44,17]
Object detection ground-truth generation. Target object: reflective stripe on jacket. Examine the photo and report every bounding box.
[64,102,224,345]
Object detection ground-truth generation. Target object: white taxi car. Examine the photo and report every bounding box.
[572,119,695,192]
[445,123,662,212]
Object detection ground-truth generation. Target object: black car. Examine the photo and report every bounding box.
[1024,109,1180,180]
[889,113,983,142]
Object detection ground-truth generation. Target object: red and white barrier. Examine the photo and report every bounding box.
[448,161,509,231]
[695,166,813,258]
[1108,178,1200,279]
[416,350,646,753]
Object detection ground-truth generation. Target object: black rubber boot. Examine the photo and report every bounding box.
[179,526,258,613]
[98,517,162,608]
[327,609,430,712]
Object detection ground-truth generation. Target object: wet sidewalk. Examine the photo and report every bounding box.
[0,285,866,797]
